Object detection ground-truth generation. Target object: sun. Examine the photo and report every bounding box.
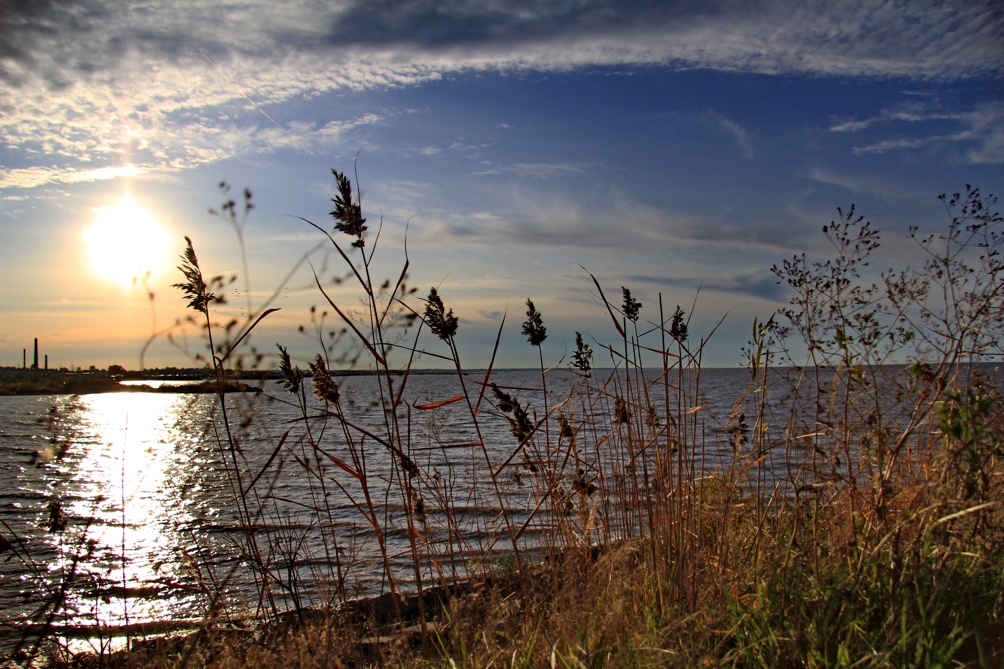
[83,196,172,286]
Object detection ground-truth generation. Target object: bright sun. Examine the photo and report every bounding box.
[83,197,172,286]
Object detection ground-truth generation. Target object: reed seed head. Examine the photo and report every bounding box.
[276,343,302,394]
[558,410,576,441]
[522,299,547,347]
[492,383,533,442]
[572,332,592,375]
[646,404,661,430]
[42,498,67,533]
[572,469,597,497]
[330,169,367,248]
[400,453,420,478]
[423,287,459,340]
[728,411,749,450]
[622,287,641,323]
[308,354,340,405]
[670,305,688,343]
[173,236,217,315]
[413,495,427,523]
[615,396,631,425]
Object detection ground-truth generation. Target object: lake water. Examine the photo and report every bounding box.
[0,364,948,653]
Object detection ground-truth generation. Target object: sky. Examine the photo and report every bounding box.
[1,0,1002,371]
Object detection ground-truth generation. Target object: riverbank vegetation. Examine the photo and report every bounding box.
[5,180,1002,667]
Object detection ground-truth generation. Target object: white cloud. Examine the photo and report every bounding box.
[845,101,1004,163]
[408,185,811,258]
[0,164,151,190]
[1,0,1000,188]
[963,102,1004,164]
[699,110,754,159]
[830,118,877,133]
[470,163,588,179]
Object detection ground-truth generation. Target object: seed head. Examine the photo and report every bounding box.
[572,332,592,375]
[308,354,340,405]
[522,299,547,347]
[423,287,459,340]
[492,383,533,442]
[173,237,217,315]
[400,452,420,478]
[330,169,367,248]
[558,410,576,441]
[621,287,641,323]
[615,396,631,425]
[669,305,688,343]
[276,344,302,394]
[43,498,67,533]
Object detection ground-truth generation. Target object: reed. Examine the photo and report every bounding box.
[8,180,1002,668]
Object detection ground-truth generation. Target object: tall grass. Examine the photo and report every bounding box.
[7,179,1002,667]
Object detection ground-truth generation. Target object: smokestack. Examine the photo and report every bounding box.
[33,338,38,371]
[23,349,26,369]
[45,355,48,371]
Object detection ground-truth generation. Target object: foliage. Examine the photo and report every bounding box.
[9,179,1004,668]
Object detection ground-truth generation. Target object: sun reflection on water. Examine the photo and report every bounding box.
[50,393,212,629]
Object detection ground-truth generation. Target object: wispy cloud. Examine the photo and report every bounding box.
[1,0,1000,188]
[470,163,588,179]
[830,103,957,134]
[322,0,1003,82]
[839,101,1004,163]
[805,167,925,201]
[411,188,813,258]
[624,270,785,302]
[0,164,151,190]
[699,110,754,159]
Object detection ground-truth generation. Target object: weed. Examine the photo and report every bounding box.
[13,178,1003,668]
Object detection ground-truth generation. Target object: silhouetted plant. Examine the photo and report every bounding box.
[491,383,533,443]
[669,305,688,343]
[522,299,547,347]
[423,287,458,341]
[614,397,631,425]
[85,176,1000,669]
[276,343,302,395]
[41,499,67,534]
[308,354,340,405]
[173,236,218,316]
[571,332,592,375]
[621,287,641,323]
[329,169,367,248]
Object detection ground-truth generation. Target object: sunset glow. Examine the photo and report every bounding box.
[0,1,1000,370]
[82,197,172,287]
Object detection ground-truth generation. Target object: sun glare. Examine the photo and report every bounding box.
[83,197,172,286]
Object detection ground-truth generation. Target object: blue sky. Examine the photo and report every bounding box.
[1,0,1002,370]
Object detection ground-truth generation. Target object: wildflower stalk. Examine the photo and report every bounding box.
[173,236,277,614]
[424,288,525,573]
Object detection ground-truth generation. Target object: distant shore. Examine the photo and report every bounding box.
[0,372,261,396]
[0,366,548,397]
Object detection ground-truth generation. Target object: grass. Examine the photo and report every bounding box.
[3,179,1003,668]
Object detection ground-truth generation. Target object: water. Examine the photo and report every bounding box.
[1,364,959,653]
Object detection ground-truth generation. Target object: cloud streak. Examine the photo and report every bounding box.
[835,101,1004,163]
[469,163,589,179]
[2,0,1001,189]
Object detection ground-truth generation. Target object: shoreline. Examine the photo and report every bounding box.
[0,377,261,396]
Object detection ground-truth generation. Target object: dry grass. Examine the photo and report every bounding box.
[7,181,1004,668]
